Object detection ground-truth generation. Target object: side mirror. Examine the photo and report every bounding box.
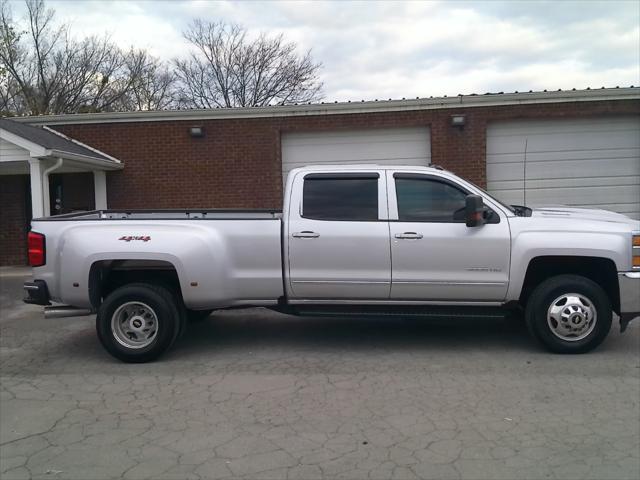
[465,194,485,227]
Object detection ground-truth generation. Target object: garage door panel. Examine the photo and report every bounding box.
[282,127,430,179]
[487,117,639,136]
[282,158,429,175]
[490,175,640,192]
[487,117,640,218]
[486,148,638,165]
[493,175,640,191]
[488,133,640,156]
[488,157,640,183]
[491,185,640,218]
[285,156,428,168]
[284,142,428,163]
[284,129,427,143]
[524,185,640,207]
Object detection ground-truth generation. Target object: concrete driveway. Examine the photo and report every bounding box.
[1,268,639,480]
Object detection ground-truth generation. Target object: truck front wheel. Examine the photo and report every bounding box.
[525,274,612,353]
[97,283,182,363]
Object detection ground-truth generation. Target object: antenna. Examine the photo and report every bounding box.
[523,138,529,206]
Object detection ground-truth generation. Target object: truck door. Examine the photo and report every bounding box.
[387,171,511,301]
[286,171,391,299]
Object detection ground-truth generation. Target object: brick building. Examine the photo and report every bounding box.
[1,87,639,265]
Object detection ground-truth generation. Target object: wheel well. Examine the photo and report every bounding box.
[520,256,620,313]
[89,260,182,309]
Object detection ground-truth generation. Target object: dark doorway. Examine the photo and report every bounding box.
[48,173,95,215]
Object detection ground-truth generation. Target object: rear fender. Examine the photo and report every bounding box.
[56,224,231,309]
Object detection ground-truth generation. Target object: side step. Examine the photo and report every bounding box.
[44,305,94,319]
[288,305,510,319]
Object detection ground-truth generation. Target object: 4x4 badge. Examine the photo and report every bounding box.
[118,236,151,242]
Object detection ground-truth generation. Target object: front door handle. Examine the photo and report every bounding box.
[293,231,320,238]
[395,232,423,239]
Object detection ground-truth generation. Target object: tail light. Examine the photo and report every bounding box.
[28,231,46,267]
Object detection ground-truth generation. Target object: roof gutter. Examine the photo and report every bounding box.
[12,87,640,126]
[47,149,123,170]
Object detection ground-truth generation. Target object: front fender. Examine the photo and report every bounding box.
[506,230,628,302]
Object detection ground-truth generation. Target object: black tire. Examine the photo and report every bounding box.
[96,283,183,363]
[525,274,612,354]
[187,309,213,323]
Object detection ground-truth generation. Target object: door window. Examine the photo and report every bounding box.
[395,176,467,222]
[303,175,379,221]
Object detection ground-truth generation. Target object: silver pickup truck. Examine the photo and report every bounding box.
[24,165,640,362]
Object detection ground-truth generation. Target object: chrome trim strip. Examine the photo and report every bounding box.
[288,299,503,306]
[229,300,279,306]
[292,280,390,285]
[620,272,640,279]
[393,281,507,286]
[294,280,507,286]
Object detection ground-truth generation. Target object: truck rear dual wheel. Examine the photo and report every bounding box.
[96,283,184,363]
[525,274,612,353]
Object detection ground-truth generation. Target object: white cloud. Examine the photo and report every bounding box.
[9,0,640,100]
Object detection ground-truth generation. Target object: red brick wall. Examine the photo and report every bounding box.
[54,99,640,210]
[0,175,29,266]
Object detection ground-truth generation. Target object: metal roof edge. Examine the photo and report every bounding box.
[42,126,122,163]
[11,87,640,126]
[47,149,124,170]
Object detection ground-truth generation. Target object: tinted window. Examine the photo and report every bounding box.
[303,177,378,221]
[395,177,467,222]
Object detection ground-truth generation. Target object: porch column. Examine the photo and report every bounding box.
[93,170,107,210]
[28,159,44,218]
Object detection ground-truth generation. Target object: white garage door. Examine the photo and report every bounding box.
[281,127,430,180]
[487,117,640,219]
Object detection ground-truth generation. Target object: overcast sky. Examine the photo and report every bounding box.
[9,0,640,101]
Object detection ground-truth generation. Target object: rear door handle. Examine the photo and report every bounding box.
[292,231,320,238]
[395,232,423,239]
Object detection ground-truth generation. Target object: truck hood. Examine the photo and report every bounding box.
[532,206,640,229]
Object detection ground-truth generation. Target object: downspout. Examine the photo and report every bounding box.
[42,157,64,217]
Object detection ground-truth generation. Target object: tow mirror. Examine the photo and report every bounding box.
[465,194,485,227]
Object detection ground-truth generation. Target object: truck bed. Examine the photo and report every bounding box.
[35,209,283,221]
[30,210,285,309]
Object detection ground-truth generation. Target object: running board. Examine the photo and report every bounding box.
[287,304,509,319]
[44,305,94,319]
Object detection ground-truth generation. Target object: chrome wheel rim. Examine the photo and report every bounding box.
[111,301,158,349]
[547,293,596,342]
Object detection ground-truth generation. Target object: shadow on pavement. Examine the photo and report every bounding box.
[173,309,534,356]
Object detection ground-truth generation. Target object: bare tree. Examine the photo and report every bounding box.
[0,64,25,115]
[0,0,174,115]
[175,20,323,108]
[121,51,178,111]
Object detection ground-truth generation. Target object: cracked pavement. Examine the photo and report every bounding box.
[1,268,639,479]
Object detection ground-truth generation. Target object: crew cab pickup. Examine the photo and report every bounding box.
[24,165,640,362]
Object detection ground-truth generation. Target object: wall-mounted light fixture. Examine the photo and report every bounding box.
[450,114,466,129]
[189,126,204,138]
